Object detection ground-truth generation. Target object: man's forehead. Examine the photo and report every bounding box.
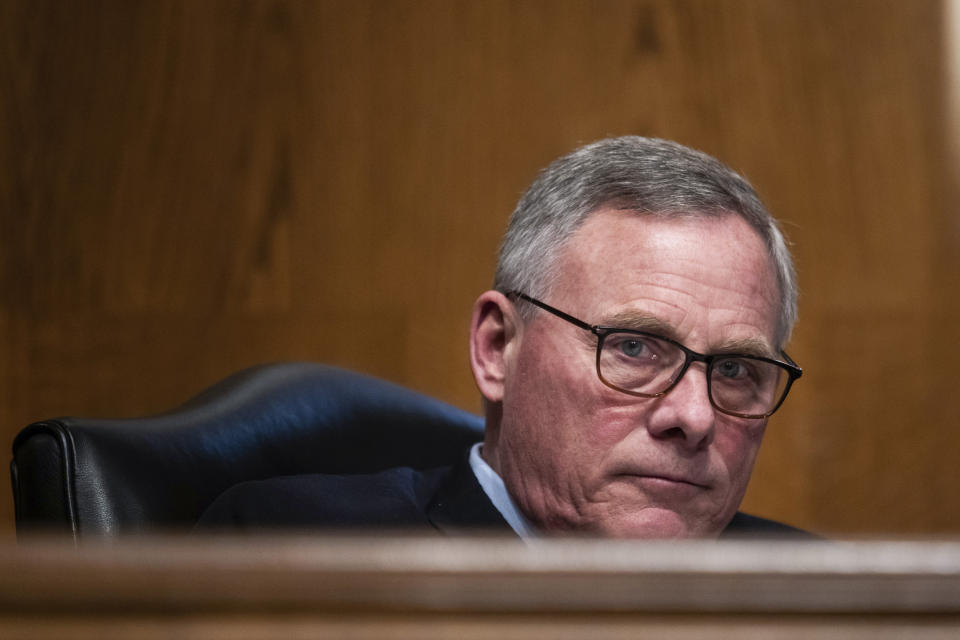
[550,209,782,353]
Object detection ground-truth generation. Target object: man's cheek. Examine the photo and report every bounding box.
[717,426,765,484]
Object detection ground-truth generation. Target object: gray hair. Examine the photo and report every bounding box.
[493,136,797,348]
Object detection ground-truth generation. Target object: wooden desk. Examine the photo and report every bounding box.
[2,536,959,638]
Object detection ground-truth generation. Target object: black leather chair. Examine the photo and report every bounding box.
[10,363,484,541]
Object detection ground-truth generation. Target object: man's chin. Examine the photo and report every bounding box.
[599,507,708,539]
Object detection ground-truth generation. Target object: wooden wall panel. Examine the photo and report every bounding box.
[1,0,956,537]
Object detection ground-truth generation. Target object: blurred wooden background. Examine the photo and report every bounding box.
[1,0,957,538]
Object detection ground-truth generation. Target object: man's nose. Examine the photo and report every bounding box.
[645,364,716,450]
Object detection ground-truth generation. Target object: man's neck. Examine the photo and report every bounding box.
[468,443,537,537]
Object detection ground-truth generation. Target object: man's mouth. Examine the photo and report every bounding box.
[617,472,710,490]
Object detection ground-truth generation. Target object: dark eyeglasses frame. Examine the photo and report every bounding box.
[508,291,802,419]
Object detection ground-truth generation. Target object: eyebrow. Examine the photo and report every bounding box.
[597,310,778,359]
[598,310,678,336]
[712,336,778,360]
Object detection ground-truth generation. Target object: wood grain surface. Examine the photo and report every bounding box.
[2,536,960,638]
[1,0,957,537]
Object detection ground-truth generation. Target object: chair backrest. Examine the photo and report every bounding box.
[10,363,484,541]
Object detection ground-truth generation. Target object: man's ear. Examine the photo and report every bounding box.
[469,290,520,403]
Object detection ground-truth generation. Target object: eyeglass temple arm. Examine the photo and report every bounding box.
[780,351,803,378]
[507,291,596,333]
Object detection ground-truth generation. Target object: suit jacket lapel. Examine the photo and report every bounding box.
[425,450,514,535]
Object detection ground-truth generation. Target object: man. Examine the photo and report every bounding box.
[200,136,805,538]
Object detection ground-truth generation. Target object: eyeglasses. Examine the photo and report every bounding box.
[508,292,802,419]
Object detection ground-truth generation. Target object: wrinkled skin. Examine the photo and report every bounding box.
[470,208,782,538]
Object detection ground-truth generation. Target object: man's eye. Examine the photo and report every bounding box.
[618,339,654,359]
[716,359,748,379]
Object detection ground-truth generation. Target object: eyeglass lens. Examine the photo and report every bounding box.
[597,332,789,417]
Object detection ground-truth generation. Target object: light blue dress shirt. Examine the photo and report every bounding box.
[468,442,536,537]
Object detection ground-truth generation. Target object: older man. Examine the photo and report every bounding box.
[200,136,804,538]
[468,137,801,538]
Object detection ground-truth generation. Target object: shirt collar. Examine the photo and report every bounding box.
[468,442,537,538]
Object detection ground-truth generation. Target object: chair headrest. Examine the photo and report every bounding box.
[12,362,484,538]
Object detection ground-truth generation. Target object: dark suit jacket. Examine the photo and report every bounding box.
[198,448,810,538]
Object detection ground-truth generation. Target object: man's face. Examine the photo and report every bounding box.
[493,208,782,538]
